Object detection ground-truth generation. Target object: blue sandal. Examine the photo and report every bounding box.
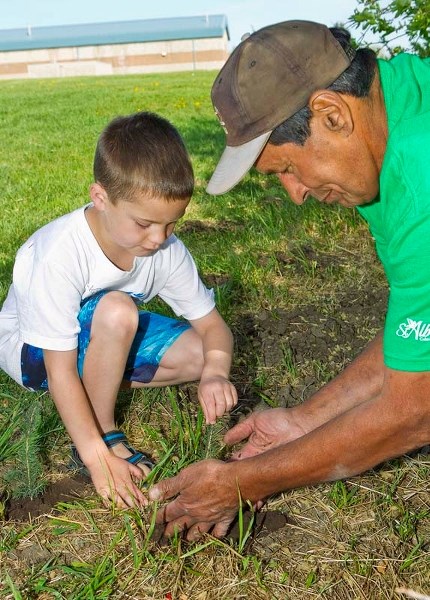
[69,429,155,476]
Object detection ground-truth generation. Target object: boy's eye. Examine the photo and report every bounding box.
[136,222,150,229]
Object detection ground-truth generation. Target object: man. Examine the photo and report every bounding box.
[149,20,430,540]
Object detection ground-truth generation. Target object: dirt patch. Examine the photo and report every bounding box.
[179,219,244,234]
[202,273,232,288]
[227,509,292,545]
[149,509,292,547]
[6,475,91,521]
[234,283,388,408]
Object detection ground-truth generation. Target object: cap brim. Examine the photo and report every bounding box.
[206,130,272,195]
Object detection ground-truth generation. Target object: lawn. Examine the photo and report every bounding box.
[0,71,429,599]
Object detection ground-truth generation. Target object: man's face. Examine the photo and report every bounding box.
[255,119,381,208]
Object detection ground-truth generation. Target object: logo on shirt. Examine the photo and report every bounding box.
[396,318,430,342]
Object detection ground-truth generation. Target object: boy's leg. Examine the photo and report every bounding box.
[79,291,140,462]
[121,310,204,389]
[130,328,204,387]
[79,292,203,461]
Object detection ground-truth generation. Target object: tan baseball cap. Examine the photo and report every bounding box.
[206,20,356,195]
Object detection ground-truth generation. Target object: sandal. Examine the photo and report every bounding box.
[69,429,155,476]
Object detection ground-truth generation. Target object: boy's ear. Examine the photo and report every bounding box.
[309,90,353,136]
[90,182,109,210]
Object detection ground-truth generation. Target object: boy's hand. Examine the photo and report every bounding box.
[86,452,149,509]
[198,375,238,424]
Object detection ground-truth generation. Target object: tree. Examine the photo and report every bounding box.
[349,0,430,57]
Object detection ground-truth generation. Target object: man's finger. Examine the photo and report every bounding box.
[186,521,214,541]
[156,497,192,523]
[223,415,255,445]
[162,515,194,538]
[230,440,264,460]
[212,518,235,539]
[149,473,181,502]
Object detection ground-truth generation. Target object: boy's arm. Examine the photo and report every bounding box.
[189,308,238,424]
[43,349,147,507]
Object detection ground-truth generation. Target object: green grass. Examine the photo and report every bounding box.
[0,72,429,599]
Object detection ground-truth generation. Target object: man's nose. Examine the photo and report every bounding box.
[277,172,308,205]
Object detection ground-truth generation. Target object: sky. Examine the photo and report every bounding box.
[0,0,361,49]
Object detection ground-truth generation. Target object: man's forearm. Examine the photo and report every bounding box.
[230,376,429,502]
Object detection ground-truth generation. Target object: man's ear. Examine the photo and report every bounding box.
[89,182,109,211]
[309,90,353,136]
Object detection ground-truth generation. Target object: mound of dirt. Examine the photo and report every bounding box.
[6,475,91,521]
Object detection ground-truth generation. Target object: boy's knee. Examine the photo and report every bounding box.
[92,292,138,337]
[180,331,205,380]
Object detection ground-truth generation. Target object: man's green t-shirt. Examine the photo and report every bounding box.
[357,53,430,371]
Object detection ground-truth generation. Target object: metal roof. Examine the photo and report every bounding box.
[0,14,229,52]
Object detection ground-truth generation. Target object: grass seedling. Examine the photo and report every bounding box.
[4,573,23,600]
[3,399,46,498]
[0,398,24,463]
[235,492,255,555]
[328,480,360,509]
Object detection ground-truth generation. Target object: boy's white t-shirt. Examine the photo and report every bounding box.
[0,205,215,385]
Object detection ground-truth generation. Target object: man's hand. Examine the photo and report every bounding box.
[87,452,149,509]
[225,407,308,459]
[198,376,238,424]
[149,459,240,540]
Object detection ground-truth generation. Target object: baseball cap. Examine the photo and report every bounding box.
[206,20,356,195]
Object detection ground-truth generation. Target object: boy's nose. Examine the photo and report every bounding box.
[277,172,309,205]
[148,227,168,247]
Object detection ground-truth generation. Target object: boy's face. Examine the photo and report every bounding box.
[90,184,189,259]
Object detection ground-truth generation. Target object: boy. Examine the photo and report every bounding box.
[0,111,238,508]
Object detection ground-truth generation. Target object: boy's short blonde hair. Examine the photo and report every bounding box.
[93,111,194,204]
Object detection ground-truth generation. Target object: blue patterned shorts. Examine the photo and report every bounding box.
[21,291,190,391]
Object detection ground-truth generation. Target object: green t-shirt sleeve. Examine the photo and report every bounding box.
[385,217,430,370]
[382,152,430,371]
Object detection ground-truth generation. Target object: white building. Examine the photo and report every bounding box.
[0,15,230,80]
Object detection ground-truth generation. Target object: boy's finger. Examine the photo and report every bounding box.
[225,387,238,410]
[99,488,127,509]
[129,462,148,480]
[121,485,146,508]
[216,398,228,417]
[202,396,216,424]
[130,482,148,506]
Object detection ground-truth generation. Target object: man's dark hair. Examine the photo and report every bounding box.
[269,28,378,146]
[94,111,194,203]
